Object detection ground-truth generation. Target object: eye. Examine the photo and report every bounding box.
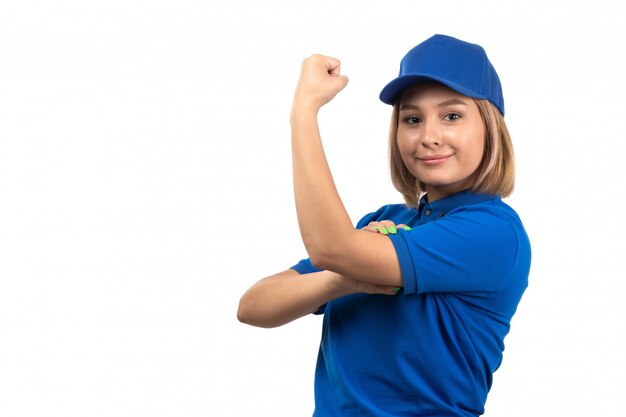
[404,116,421,125]
[443,113,461,121]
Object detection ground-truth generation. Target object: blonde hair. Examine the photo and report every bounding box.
[389,99,515,207]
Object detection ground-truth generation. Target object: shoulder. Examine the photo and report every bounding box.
[446,197,531,258]
[449,197,525,228]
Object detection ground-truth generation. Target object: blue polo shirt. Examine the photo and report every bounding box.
[290,191,531,417]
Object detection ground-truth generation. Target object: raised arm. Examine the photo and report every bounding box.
[237,269,399,328]
[291,55,402,287]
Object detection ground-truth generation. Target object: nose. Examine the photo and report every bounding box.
[421,121,442,149]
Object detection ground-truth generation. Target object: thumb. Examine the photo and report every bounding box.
[334,74,349,92]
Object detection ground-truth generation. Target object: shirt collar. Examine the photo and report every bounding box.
[417,190,499,221]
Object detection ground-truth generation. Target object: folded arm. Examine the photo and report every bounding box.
[237,269,398,328]
[291,54,402,287]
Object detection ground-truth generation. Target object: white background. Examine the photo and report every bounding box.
[1,1,625,416]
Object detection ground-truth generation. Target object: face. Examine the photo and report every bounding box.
[396,82,485,202]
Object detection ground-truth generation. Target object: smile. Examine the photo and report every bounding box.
[418,155,452,165]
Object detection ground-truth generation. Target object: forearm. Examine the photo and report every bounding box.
[290,107,355,265]
[237,269,352,328]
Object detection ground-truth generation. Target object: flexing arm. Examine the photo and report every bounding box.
[237,269,398,328]
[291,55,402,287]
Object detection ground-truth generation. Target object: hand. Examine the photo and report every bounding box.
[292,54,349,113]
[362,220,412,235]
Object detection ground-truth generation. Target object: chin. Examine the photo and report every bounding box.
[421,178,455,188]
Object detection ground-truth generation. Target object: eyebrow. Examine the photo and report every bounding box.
[399,98,468,111]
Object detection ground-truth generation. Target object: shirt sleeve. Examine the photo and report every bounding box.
[388,207,519,294]
[290,258,322,275]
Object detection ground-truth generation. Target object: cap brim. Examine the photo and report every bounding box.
[379,74,488,105]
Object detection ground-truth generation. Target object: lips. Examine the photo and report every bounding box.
[418,154,452,165]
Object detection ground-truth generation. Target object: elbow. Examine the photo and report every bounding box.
[308,248,335,272]
[237,295,276,328]
[301,234,326,270]
[236,305,247,324]
[307,233,352,272]
[237,296,253,325]
[309,255,326,271]
[299,219,357,270]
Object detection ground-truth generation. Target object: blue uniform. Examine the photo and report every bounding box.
[290,191,531,416]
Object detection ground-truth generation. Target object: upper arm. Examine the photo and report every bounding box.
[311,207,523,294]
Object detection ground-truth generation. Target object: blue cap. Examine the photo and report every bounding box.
[379,34,505,115]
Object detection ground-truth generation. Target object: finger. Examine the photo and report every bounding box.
[308,54,340,75]
[321,57,349,90]
[335,74,349,91]
[379,220,398,234]
[354,280,401,295]
[323,56,342,76]
[365,221,400,235]
[364,222,383,233]
[376,285,401,295]
[354,280,373,294]
[369,223,389,235]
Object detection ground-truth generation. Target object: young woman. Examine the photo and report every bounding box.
[238,34,531,417]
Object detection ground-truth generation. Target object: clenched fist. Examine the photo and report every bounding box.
[292,54,349,113]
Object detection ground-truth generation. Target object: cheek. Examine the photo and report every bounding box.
[467,137,484,162]
[396,140,415,168]
[474,134,487,165]
[464,126,486,168]
[396,131,413,155]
